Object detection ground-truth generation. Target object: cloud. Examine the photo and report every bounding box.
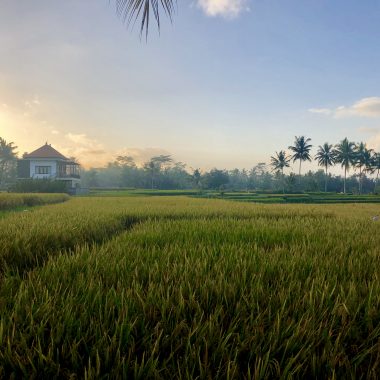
[60,133,109,167]
[357,126,380,134]
[367,133,380,152]
[25,95,41,108]
[197,0,250,18]
[308,108,332,116]
[309,97,380,119]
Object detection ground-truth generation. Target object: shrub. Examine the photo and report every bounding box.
[9,179,68,193]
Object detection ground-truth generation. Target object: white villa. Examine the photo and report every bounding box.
[17,143,81,190]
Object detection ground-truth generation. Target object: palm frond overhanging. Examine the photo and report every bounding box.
[115,0,176,35]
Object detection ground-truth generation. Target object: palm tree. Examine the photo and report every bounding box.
[114,0,176,35]
[192,168,202,190]
[362,148,374,193]
[288,136,312,184]
[315,143,336,192]
[270,150,290,193]
[0,138,18,185]
[354,142,373,194]
[334,138,356,194]
[373,152,380,187]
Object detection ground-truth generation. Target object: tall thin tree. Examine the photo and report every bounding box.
[334,138,356,194]
[288,136,312,184]
[315,143,336,192]
[270,150,290,193]
[373,152,380,188]
[354,142,372,194]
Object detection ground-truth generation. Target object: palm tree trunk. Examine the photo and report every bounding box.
[359,166,362,194]
[282,168,285,194]
[325,165,328,193]
[0,161,5,185]
[298,160,302,185]
[344,166,347,194]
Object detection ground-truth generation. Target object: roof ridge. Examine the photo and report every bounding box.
[23,144,68,160]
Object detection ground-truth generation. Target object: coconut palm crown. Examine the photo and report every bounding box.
[334,138,356,193]
[270,150,290,193]
[315,143,336,192]
[270,150,290,173]
[288,136,312,182]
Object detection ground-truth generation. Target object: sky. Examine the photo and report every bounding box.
[1,0,380,171]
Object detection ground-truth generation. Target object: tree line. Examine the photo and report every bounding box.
[1,136,380,194]
[271,136,380,194]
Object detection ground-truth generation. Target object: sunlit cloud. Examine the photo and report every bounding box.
[309,97,380,119]
[60,133,108,165]
[197,0,250,18]
[367,133,380,152]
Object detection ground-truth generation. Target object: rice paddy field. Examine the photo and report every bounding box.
[1,194,380,378]
[89,189,380,204]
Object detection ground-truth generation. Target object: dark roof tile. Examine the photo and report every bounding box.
[24,143,68,160]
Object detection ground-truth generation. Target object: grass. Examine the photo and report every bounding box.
[1,195,380,378]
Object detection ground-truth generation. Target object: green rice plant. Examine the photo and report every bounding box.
[0,193,69,211]
[1,197,380,378]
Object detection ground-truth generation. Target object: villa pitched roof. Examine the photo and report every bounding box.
[24,143,68,160]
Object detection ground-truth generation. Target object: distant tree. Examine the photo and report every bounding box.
[83,169,99,187]
[373,152,380,186]
[270,151,290,193]
[285,172,297,192]
[241,169,249,191]
[204,169,229,190]
[288,136,312,184]
[116,155,136,168]
[334,138,356,194]
[116,156,140,187]
[249,163,268,190]
[144,155,172,189]
[191,168,202,190]
[354,142,373,194]
[315,143,336,192]
[0,138,18,186]
[362,147,375,192]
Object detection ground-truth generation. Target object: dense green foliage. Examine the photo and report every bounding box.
[0,193,69,211]
[83,160,379,194]
[0,138,17,188]
[1,196,380,378]
[10,179,69,193]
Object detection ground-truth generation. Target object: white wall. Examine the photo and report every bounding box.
[30,160,57,179]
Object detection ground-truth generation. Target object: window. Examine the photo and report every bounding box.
[35,166,51,175]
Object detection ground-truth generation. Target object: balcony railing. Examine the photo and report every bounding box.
[56,173,81,179]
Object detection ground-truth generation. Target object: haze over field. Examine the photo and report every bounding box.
[1,1,380,170]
